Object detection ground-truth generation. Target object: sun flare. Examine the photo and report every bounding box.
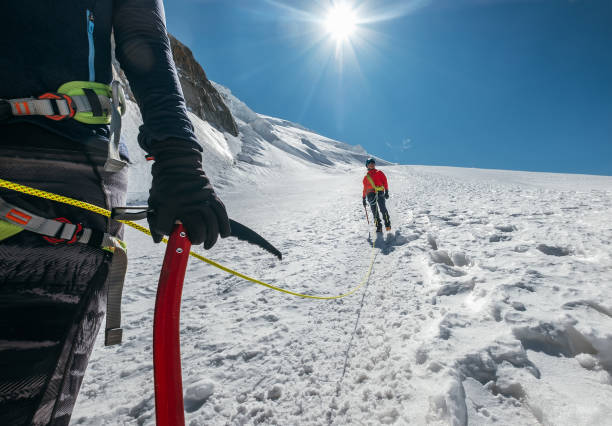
[324,3,358,41]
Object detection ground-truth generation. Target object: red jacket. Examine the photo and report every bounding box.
[363,169,388,197]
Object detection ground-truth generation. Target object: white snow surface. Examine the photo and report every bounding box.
[72,88,612,425]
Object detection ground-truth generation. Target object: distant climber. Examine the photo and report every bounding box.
[362,158,391,233]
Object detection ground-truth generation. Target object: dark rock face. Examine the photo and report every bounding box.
[168,34,238,136]
[113,33,238,137]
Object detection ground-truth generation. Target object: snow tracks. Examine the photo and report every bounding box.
[72,166,612,425]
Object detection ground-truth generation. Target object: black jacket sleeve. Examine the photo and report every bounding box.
[112,0,201,153]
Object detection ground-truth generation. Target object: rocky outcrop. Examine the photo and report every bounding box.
[168,34,238,136]
[112,33,238,137]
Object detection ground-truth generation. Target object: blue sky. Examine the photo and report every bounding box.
[165,0,612,176]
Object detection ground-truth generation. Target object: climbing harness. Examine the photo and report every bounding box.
[365,174,385,194]
[0,178,377,301]
[2,81,123,124]
[0,80,127,172]
[0,193,127,346]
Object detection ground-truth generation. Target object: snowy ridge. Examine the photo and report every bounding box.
[212,82,386,170]
[123,82,386,202]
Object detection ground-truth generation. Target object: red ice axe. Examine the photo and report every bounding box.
[146,217,282,425]
[153,224,190,426]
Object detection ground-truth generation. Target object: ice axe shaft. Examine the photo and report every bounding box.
[363,204,371,239]
[153,224,190,426]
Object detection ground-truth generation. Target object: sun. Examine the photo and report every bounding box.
[324,3,358,42]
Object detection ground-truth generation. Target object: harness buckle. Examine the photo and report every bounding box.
[42,217,83,244]
[38,93,76,121]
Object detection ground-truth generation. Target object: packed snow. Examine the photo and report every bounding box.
[71,85,612,425]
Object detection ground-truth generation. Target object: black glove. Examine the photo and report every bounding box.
[362,197,367,207]
[384,191,389,200]
[147,139,231,249]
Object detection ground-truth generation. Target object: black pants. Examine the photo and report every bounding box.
[366,192,390,230]
[0,124,127,425]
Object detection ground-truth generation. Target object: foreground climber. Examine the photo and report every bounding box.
[0,1,230,424]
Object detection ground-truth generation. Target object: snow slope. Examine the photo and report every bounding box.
[71,88,612,425]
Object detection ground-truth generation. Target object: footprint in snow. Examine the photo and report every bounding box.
[436,278,475,296]
[384,230,412,247]
[262,313,280,322]
[563,300,612,318]
[430,250,472,268]
[378,408,400,424]
[434,264,467,278]
[512,322,597,360]
[451,252,471,267]
[456,340,540,400]
[495,225,517,233]
[427,234,438,250]
[489,234,512,243]
[430,250,453,266]
[536,244,572,256]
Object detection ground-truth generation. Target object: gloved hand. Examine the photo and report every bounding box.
[362,197,367,207]
[147,138,231,249]
[384,190,389,200]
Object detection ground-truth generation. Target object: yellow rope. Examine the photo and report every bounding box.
[0,179,113,218]
[0,178,376,299]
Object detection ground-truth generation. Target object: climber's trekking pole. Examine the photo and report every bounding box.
[153,223,191,426]
[363,204,371,239]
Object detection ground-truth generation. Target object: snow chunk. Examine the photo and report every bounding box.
[451,252,472,267]
[184,380,215,413]
[495,225,517,233]
[430,250,454,266]
[267,384,283,401]
[537,244,572,257]
[575,353,598,370]
[427,375,468,426]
